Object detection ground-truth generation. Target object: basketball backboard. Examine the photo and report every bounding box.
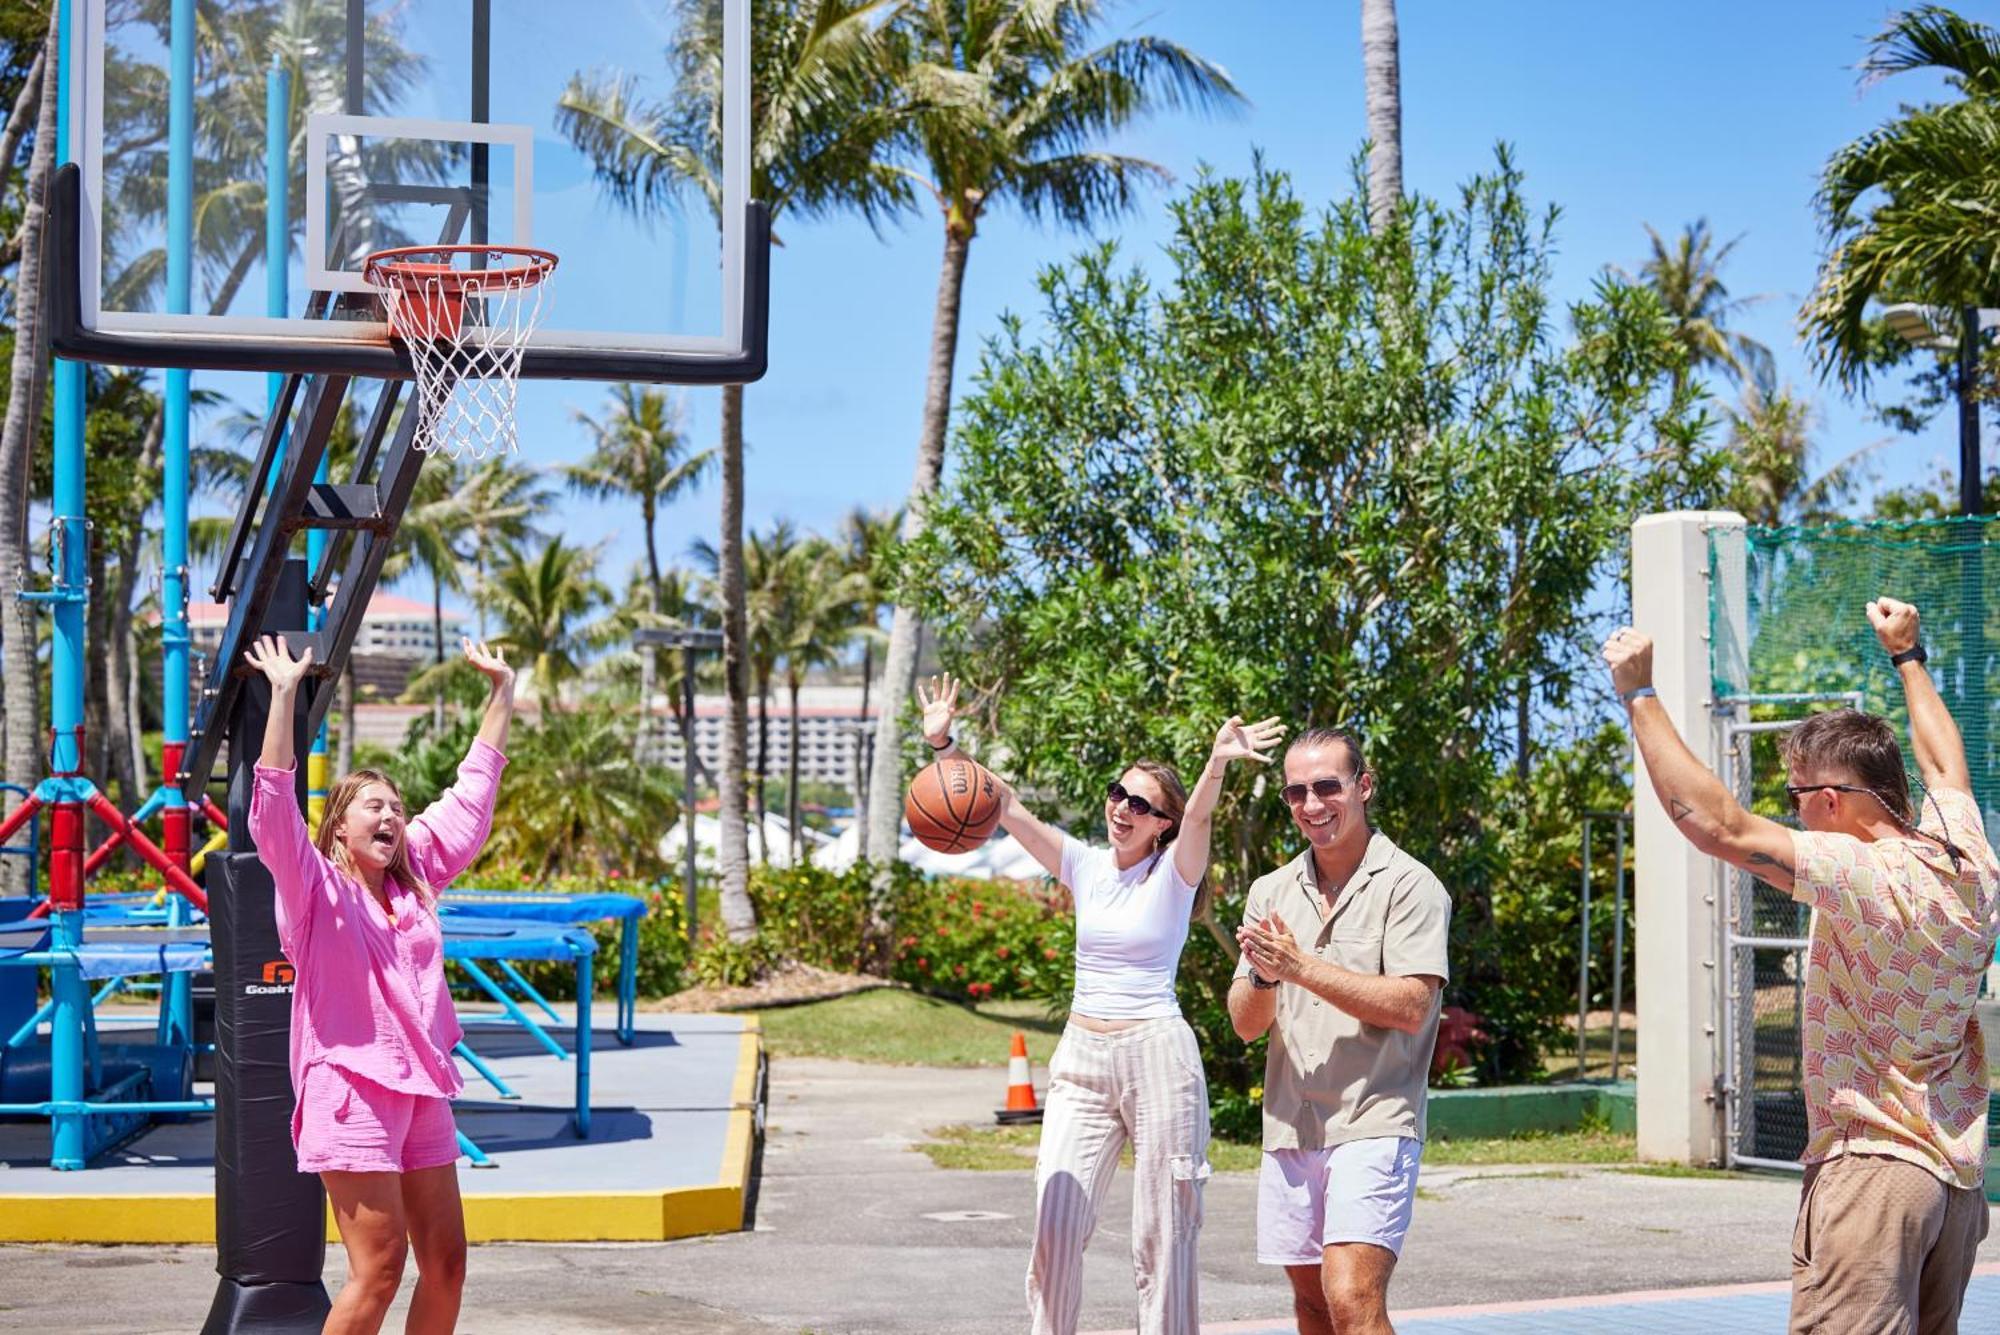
[52,0,766,384]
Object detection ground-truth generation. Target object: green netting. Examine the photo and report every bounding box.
[1709,517,1999,818]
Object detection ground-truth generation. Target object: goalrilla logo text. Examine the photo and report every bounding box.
[245,960,295,995]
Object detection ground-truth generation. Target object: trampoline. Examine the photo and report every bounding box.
[440,889,646,1044]
[443,915,598,1144]
[0,916,212,1165]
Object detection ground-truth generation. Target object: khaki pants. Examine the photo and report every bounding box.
[1789,1152,1991,1335]
[1026,1017,1211,1335]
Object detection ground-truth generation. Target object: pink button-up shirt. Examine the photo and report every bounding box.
[249,741,507,1113]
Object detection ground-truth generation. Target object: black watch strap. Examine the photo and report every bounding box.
[1891,645,1928,667]
[1250,971,1280,991]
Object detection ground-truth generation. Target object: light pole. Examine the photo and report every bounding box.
[636,627,725,948]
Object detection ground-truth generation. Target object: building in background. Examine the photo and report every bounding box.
[182,590,464,703]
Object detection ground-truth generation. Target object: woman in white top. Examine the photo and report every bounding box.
[918,674,1282,1335]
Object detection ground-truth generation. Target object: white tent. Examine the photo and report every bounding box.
[658,811,834,870]
[815,824,1046,881]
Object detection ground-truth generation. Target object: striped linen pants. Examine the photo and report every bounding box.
[1026,1016,1212,1335]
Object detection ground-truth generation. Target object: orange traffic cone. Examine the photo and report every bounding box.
[995,1031,1043,1125]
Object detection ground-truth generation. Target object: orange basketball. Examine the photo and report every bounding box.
[905,757,1004,854]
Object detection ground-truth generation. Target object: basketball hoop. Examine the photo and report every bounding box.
[362,244,558,461]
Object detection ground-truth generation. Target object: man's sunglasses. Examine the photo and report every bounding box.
[1106,781,1166,820]
[1785,783,1875,811]
[1280,775,1359,807]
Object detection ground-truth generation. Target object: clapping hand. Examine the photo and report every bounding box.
[1238,910,1307,984]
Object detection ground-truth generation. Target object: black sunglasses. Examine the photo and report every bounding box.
[1280,775,1359,807]
[1106,781,1166,820]
[1785,783,1875,811]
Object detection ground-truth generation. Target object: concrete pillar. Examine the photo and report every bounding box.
[1631,511,1745,1165]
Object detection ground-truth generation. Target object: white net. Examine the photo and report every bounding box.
[365,247,556,461]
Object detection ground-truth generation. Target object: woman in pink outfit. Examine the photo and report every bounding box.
[245,632,515,1335]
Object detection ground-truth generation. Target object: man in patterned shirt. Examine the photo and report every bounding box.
[1604,596,1997,1334]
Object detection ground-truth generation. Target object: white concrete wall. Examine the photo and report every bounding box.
[1631,511,1745,1164]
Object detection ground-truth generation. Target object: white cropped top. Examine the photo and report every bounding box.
[1061,835,1197,1020]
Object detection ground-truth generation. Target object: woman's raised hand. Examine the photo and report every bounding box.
[1210,715,1285,769]
[243,634,313,694]
[916,673,962,748]
[462,637,515,693]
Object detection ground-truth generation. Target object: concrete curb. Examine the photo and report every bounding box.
[0,1015,767,1244]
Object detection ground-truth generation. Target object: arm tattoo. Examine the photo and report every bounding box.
[1669,799,1694,824]
[1748,851,1794,878]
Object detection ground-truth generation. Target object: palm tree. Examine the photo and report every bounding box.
[839,505,898,827]
[1361,0,1401,233]
[481,708,679,878]
[0,14,56,891]
[479,539,612,707]
[1726,383,1877,526]
[861,0,1243,867]
[780,540,866,862]
[563,384,714,756]
[557,0,911,941]
[1638,220,1775,398]
[1803,5,2000,392]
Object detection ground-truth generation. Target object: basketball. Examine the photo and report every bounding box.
[905,757,1004,854]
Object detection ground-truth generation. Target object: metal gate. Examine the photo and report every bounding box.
[1715,692,1862,1172]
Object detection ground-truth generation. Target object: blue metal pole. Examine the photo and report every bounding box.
[574,937,593,1138]
[47,0,90,1172]
[155,0,196,1054]
[265,59,288,418]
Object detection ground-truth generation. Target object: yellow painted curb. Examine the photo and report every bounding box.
[0,1017,765,1245]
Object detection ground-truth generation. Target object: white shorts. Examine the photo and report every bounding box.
[1256,1136,1422,1265]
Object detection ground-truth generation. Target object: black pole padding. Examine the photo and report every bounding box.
[203,560,329,1334]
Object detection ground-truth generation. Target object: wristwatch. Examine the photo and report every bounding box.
[1250,970,1280,991]
[927,734,955,751]
[1891,645,1928,667]
[1620,685,1657,705]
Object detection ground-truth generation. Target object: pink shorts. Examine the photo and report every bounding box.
[294,1062,460,1175]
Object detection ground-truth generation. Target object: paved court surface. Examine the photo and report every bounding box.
[1,1053,1996,1332]
[0,1009,747,1201]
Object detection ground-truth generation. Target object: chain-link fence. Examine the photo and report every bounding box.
[1709,517,1998,1168]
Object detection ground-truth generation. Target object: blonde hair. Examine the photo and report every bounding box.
[316,769,434,909]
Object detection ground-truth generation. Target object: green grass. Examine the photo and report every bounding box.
[913,1123,1267,1173]
[758,989,1064,1067]
[910,1123,1645,1173]
[1609,1162,1744,1181]
[1421,1128,1637,1166]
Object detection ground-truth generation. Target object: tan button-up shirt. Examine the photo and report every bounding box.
[1235,832,1452,1150]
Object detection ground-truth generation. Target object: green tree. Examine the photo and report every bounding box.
[862,0,1244,869]
[1638,220,1775,398]
[906,157,1704,1083]
[778,539,866,862]
[839,505,898,825]
[557,0,910,942]
[478,707,679,878]
[479,538,612,706]
[1803,5,2000,425]
[0,9,54,890]
[564,383,713,758]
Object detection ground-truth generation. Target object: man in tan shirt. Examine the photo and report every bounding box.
[1230,727,1452,1335]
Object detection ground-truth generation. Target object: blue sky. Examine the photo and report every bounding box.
[180,2,1977,609]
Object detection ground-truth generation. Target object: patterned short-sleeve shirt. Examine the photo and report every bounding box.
[1789,786,2000,1189]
